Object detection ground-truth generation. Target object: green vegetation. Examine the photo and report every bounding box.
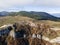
[7,11,60,21]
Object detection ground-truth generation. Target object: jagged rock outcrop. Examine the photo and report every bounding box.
[0,21,59,45]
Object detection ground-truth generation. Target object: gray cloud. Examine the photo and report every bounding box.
[0,0,60,8]
[0,0,60,12]
[32,0,60,7]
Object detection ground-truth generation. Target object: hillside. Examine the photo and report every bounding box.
[0,15,60,28]
[0,16,35,26]
[0,11,60,21]
[17,11,59,21]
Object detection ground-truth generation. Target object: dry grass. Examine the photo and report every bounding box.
[38,20,60,27]
[0,16,35,26]
[0,15,60,27]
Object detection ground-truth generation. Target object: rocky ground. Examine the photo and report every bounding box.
[0,21,60,45]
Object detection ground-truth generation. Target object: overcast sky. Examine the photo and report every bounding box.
[0,0,60,14]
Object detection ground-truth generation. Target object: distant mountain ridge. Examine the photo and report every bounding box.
[0,11,60,21]
[52,13,60,17]
[0,11,9,16]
